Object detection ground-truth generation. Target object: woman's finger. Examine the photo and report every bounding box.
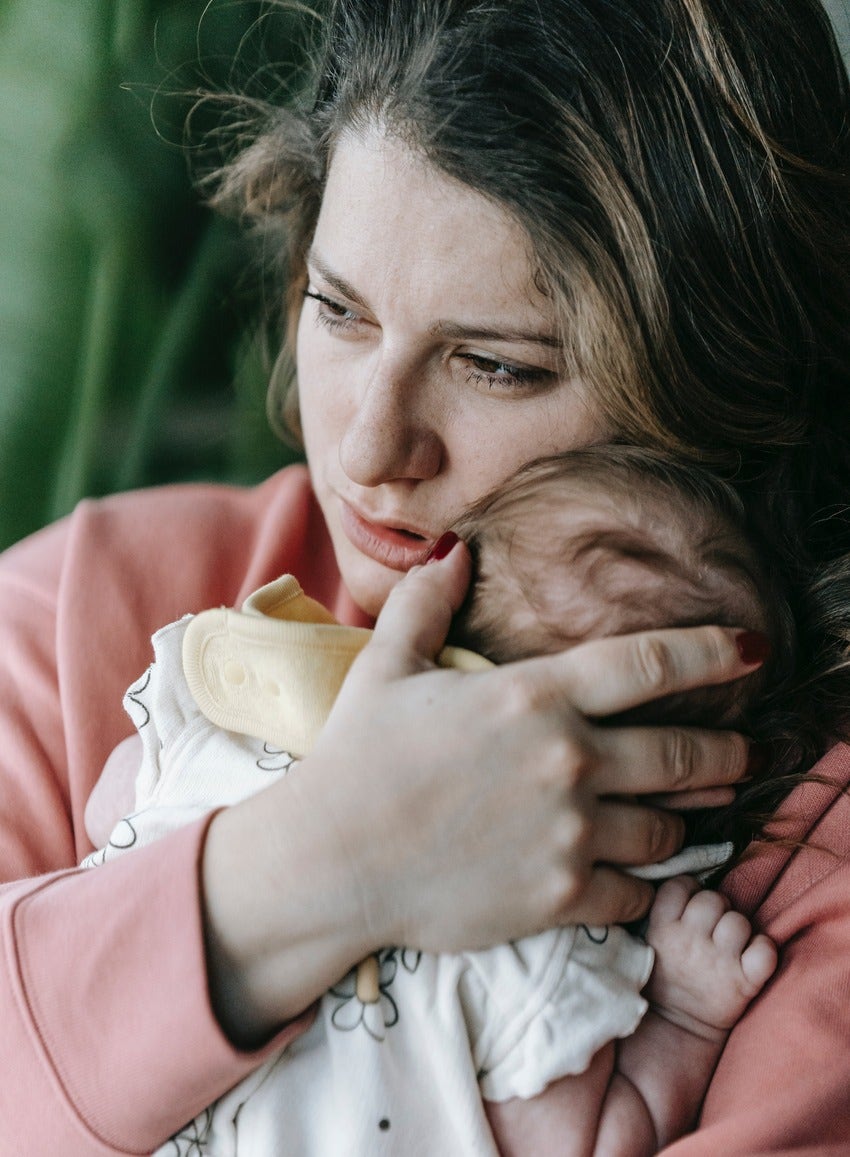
[646,786,737,810]
[589,799,685,866]
[592,722,751,796]
[551,624,766,717]
[359,538,472,677]
[557,865,656,927]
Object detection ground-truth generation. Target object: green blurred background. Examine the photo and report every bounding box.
[0,0,847,551]
[0,0,316,550]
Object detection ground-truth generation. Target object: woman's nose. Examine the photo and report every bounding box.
[338,356,443,487]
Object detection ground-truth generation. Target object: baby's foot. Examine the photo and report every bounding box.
[644,876,777,1043]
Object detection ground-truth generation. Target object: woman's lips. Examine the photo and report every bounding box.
[339,500,435,571]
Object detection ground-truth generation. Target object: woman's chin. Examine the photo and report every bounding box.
[341,555,406,619]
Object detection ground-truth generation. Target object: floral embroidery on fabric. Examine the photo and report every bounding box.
[108,816,139,851]
[579,925,610,945]
[161,1106,213,1154]
[124,667,152,729]
[329,948,421,1041]
[256,743,297,774]
[398,947,422,974]
[83,816,140,867]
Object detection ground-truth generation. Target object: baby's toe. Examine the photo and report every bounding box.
[711,909,753,956]
[680,887,730,935]
[648,875,699,929]
[740,934,778,992]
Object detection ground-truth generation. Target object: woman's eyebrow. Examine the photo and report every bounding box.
[306,250,370,309]
[427,320,561,349]
[306,247,560,348]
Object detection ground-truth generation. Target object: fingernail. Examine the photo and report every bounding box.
[745,742,770,777]
[736,630,772,665]
[425,531,460,563]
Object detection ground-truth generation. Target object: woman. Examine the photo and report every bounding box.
[0,1,847,1152]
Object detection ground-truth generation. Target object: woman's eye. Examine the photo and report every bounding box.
[303,289,360,332]
[461,353,553,392]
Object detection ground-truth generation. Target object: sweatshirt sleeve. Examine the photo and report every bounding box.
[0,486,318,1155]
[1,821,312,1155]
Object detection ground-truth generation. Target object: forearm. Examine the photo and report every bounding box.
[202,768,377,1045]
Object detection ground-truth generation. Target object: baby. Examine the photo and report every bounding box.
[84,446,779,1157]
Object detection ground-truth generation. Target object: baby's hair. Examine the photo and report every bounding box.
[449,446,803,852]
[450,445,790,726]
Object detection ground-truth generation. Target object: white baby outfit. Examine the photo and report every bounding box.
[84,576,731,1157]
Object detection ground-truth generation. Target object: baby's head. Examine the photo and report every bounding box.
[450,446,789,729]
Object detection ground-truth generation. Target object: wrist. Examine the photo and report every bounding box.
[201,775,374,1046]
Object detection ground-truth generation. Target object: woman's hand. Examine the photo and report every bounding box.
[201,540,759,1044]
[306,539,757,947]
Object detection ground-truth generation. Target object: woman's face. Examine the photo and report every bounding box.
[297,128,610,616]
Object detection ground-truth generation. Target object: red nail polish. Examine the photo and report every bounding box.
[745,743,770,777]
[736,630,772,665]
[425,531,460,563]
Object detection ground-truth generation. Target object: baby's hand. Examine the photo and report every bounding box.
[645,876,777,1043]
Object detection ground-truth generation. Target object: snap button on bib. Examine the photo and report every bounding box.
[224,660,247,685]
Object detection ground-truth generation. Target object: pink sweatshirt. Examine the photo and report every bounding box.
[0,464,848,1153]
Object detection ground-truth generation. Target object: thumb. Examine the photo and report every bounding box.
[367,533,472,676]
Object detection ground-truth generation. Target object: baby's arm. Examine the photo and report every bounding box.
[84,734,142,847]
[484,878,777,1157]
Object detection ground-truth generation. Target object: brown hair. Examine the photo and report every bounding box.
[449,446,774,670]
[448,446,802,852]
[207,0,850,840]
